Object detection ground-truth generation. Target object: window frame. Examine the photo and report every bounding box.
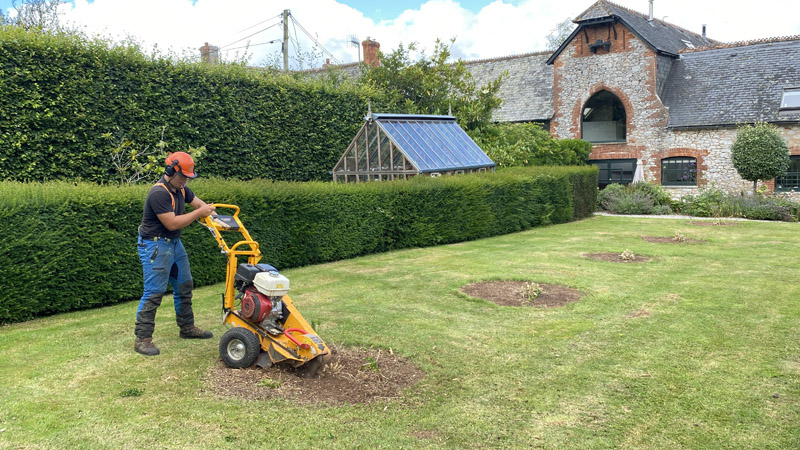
[780,87,800,111]
[581,91,627,144]
[661,157,697,187]
[589,158,636,189]
[775,155,800,192]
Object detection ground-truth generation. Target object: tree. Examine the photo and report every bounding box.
[731,122,790,194]
[6,0,64,32]
[545,18,576,51]
[469,123,591,167]
[361,38,504,131]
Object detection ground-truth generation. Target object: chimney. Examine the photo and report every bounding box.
[702,24,707,39]
[362,38,380,68]
[648,0,654,22]
[199,42,220,64]
[322,58,335,69]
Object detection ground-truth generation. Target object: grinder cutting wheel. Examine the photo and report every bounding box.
[199,205,330,377]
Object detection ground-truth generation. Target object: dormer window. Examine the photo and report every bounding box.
[588,39,611,53]
[781,87,800,110]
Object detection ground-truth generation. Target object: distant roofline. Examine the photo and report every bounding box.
[371,113,456,121]
[546,0,719,64]
[299,61,361,74]
[584,0,716,43]
[679,35,800,53]
[461,50,552,66]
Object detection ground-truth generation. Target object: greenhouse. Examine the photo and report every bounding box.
[332,113,496,182]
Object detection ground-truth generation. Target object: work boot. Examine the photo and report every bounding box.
[179,325,213,339]
[134,337,160,356]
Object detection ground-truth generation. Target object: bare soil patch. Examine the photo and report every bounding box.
[625,308,652,318]
[584,252,653,263]
[205,346,424,406]
[461,281,582,307]
[690,220,737,227]
[641,235,705,244]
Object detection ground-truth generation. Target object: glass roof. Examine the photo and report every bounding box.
[372,114,495,173]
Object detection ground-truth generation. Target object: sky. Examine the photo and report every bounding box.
[2,0,799,68]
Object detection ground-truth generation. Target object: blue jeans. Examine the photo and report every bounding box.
[134,236,195,338]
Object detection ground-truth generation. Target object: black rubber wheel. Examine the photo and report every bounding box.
[219,327,261,369]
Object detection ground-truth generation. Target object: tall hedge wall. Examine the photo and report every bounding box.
[0,26,373,183]
[0,166,596,323]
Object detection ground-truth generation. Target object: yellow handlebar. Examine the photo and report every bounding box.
[199,204,261,262]
[209,204,240,216]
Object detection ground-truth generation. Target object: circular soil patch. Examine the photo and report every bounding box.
[584,252,652,263]
[641,235,705,244]
[461,281,582,307]
[205,346,424,406]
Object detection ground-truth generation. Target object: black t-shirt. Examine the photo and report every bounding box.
[139,176,196,239]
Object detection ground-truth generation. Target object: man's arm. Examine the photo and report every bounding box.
[157,197,215,231]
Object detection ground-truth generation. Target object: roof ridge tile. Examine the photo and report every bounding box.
[680,35,800,53]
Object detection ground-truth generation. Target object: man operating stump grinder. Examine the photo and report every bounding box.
[134,151,216,356]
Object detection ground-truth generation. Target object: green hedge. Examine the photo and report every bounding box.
[0,26,374,183]
[0,166,596,323]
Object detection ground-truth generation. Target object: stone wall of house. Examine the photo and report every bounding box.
[551,22,800,200]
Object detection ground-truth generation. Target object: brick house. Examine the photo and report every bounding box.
[468,0,800,198]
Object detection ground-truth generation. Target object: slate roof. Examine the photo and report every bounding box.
[547,0,714,64]
[663,39,800,128]
[465,52,553,122]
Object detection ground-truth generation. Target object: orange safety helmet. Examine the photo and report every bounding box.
[164,152,197,178]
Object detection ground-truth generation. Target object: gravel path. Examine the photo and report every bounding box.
[593,212,779,222]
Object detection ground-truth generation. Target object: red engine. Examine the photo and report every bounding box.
[241,286,273,322]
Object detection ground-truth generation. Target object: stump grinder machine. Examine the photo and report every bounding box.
[200,205,330,376]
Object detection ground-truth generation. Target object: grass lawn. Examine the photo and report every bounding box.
[1,215,799,449]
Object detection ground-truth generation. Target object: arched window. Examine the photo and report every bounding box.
[661,157,697,186]
[581,91,626,143]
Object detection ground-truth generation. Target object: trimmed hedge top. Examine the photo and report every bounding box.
[0,26,378,183]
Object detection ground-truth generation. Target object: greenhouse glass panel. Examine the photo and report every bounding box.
[368,128,380,170]
[381,138,392,170]
[345,148,356,172]
[333,113,494,182]
[374,115,493,173]
[393,152,405,170]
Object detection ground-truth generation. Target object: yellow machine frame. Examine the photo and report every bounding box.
[200,204,330,373]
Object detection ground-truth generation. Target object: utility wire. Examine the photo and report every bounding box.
[220,22,281,49]
[235,13,282,35]
[291,13,301,56]
[224,39,282,52]
[289,15,341,64]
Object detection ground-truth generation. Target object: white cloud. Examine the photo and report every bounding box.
[42,0,800,68]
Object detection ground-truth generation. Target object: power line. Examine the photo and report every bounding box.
[291,13,301,56]
[220,22,281,49]
[288,14,341,64]
[235,13,282,35]
[223,39,282,52]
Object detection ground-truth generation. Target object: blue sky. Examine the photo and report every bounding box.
[2,0,799,67]
[338,0,522,21]
[0,0,523,21]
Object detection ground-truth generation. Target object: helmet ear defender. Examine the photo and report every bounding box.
[165,159,180,176]
[163,152,196,178]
